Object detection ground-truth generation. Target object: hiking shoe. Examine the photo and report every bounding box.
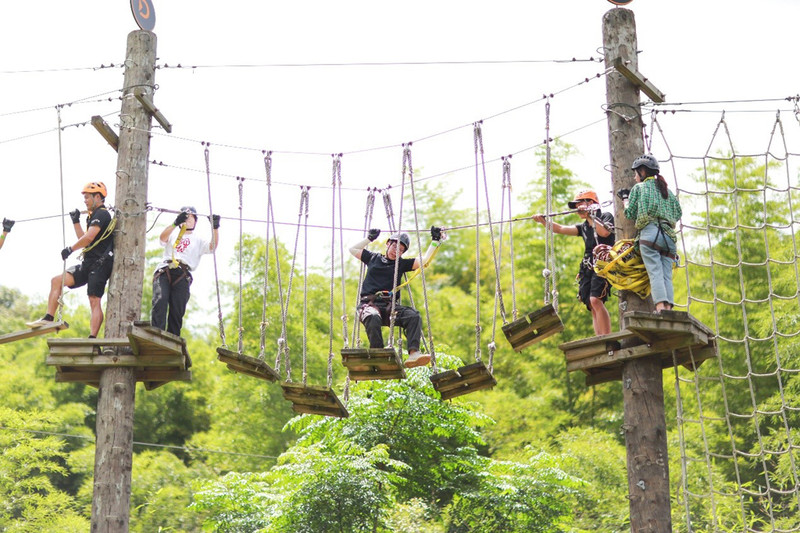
[27,316,54,328]
[404,351,431,368]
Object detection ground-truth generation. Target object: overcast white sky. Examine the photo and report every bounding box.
[2,0,799,332]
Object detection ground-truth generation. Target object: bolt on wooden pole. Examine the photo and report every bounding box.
[91,30,156,532]
[602,8,672,532]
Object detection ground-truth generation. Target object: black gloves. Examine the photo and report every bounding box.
[61,246,73,260]
[616,188,631,201]
[430,226,442,241]
[2,218,14,232]
[69,209,81,224]
[211,214,221,229]
[174,211,189,226]
[367,228,381,242]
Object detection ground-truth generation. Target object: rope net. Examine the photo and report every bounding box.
[652,110,800,531]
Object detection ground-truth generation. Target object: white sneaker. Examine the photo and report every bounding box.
[404,351,431,368]
[27,317,54,328]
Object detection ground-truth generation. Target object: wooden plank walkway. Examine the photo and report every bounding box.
[559,311,716,386]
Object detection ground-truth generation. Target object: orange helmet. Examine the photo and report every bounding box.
[82,181,108,198]
[568,190,599,208]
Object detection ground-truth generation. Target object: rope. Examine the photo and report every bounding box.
[260,153,289,370]
[302,187,309,386]
[236,177,245,354]
[204,142,227,348]
[386,146,410,349]
[335,155,350,350]
[327,156,339,388]
[351,189,376,347]
[258,153,272,361]
[405,144,438,371]
[543,98,559,311]
[473,125,483,364]
[279,186,309,382]
[55,106,67,322]
[501,156,518,320]
[475,122,504,372]
[380,189,429,353]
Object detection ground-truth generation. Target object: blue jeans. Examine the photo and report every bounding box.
[639,222,677,307]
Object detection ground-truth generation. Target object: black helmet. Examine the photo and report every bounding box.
[387,232,410,252]
[631,154,660,172]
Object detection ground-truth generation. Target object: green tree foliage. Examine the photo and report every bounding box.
[194,359,582,532]
[0,407,90,532]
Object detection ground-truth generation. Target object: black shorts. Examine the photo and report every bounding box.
[67,252,114,298]
[578,268,610,311]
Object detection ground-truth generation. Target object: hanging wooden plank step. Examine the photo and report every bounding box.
[558,311,717,386]
[0,321,69,345]
[217,347,280,382]
[280,382,349,418]
[501,304,564,351]
[430,361,497,401]
[341,347,406,381]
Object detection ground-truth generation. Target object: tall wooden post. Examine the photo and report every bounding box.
[603,8,672,531]
[91,30,156,532]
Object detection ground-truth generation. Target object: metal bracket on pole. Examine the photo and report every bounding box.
[91,116,119,152]
[133,88,173,133]
[613,57,665,103]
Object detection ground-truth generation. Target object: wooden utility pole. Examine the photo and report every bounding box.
[602,8,672,531]
[91,30,156,532]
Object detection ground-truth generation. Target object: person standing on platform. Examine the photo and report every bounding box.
[150,207,220,336]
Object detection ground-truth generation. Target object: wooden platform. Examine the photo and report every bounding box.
[559,310,716,386]
[0,321,69,345]
[46,322,191,390]
[341,347,406,381]
[430,361,497,401]
[501,304,564,351]
[280,382,349,418]
[217,347,280,382]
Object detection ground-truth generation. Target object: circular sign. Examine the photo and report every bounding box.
[607,0,635,4]
[131,0,156,31]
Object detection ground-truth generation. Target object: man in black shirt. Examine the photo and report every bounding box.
[27,182,115,338]
[533,189,615,336]
[349,226,442,368]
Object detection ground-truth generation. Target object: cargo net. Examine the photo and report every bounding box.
[650,106,800,532]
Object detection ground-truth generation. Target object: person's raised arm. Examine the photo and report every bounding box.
[412,226,443,270]
[532,214,579,236]
[209,214,220,252]
[160,210,187,244]
[349,228,380,260]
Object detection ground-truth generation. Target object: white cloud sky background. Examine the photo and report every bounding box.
[2,0,799,332]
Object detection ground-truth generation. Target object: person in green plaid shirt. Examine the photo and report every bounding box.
[618,154,682,313]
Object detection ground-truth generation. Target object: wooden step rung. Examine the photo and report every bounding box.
[502,304,565,352]
[217,347,280,382]
[281,382,349,418]
[430,362,497,400]
[0,321,70,345]
[341,347,405,381]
